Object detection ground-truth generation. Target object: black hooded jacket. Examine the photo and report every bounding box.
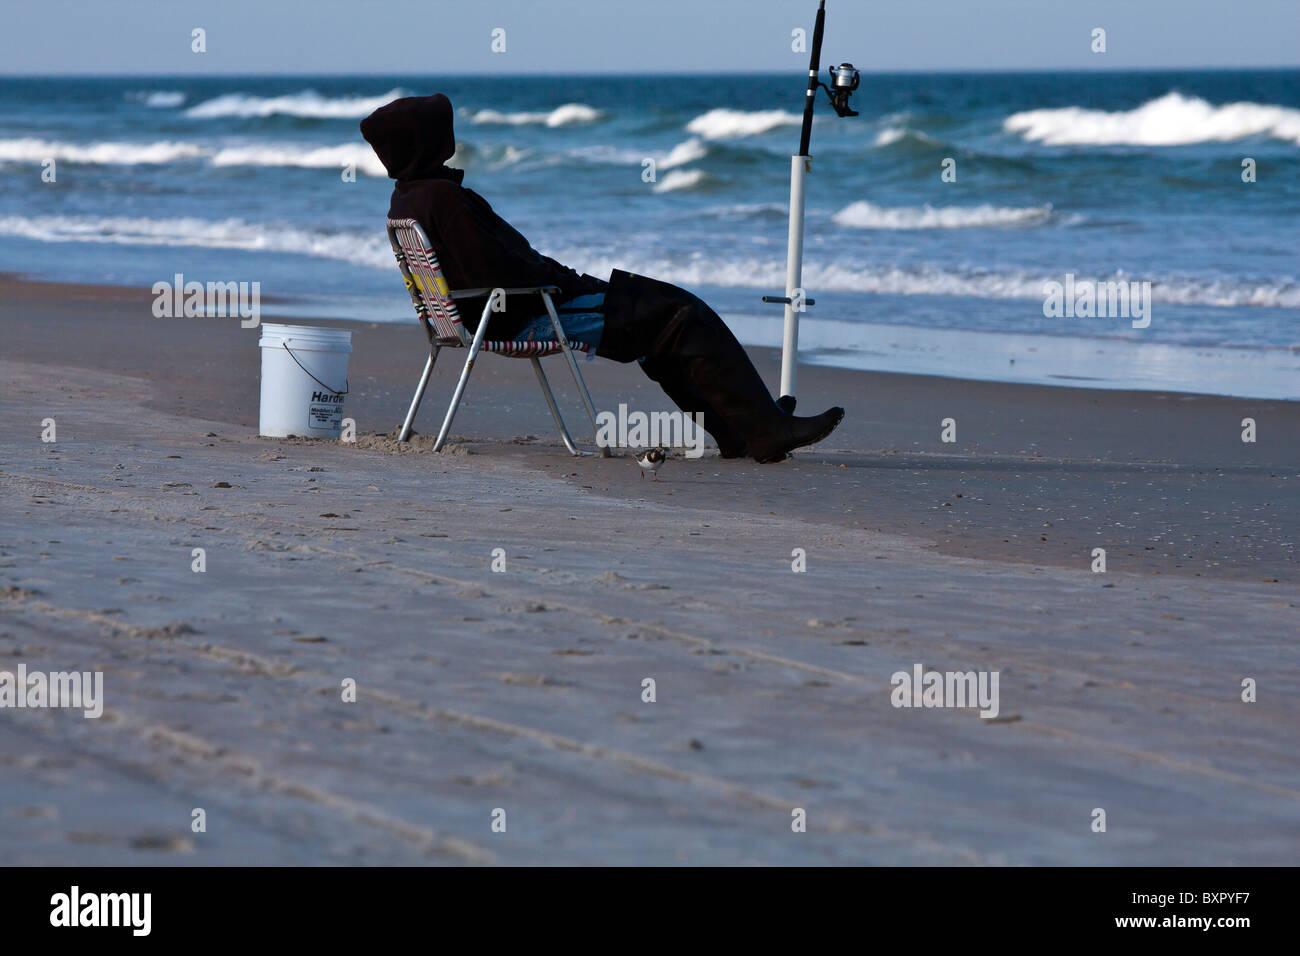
[361,94,603,339]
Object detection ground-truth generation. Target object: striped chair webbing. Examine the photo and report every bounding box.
[387,218,593,359]
[480,339,591,357]
[388,219,467,345]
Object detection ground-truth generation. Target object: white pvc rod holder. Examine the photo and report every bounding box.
[779,154,809,400]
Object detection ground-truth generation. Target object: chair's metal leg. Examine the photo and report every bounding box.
[434,302,494,452]
[542,293,611,457]
[531,358,580,456]
[398,345,439,442]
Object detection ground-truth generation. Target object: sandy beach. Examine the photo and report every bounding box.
[2,274,1297,865]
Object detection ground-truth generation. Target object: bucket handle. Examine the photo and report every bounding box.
[282,341,349,396]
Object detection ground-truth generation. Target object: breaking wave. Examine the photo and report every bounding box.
[210,144,387,177]
[652,169,709,193]
[0,134,695,179]
[701,202,789,220]
[833,201,1056,229]
[873,126,944,148]
[0,215,394,269]
[465,103,603,127]
[684,108,802,139]
[1004,92,1300,146]
[567,138,707,169]
[184,88,409,119]
[3,215,1294,308]
[0,137,206,165]
[0,137,389,175]
[659,137,708,169]
[127,90,186,108]
[550,249,1300,309]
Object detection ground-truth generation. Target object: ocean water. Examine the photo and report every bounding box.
[1,72,1297,397]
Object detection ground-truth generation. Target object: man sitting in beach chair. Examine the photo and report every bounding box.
[360,94,843,463]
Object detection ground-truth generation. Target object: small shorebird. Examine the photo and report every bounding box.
[634,447,667,481]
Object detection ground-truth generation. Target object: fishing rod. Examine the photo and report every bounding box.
[762,0,860,412]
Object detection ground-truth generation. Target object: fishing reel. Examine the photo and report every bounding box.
[821,62,860,117]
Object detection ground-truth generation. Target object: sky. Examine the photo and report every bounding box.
[2,0,1297,75]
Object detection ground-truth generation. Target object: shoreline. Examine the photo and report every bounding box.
[5,268,1298,402]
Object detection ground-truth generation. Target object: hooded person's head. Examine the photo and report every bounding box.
[360,93,461,182]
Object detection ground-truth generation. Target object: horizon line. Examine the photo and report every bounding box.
[2,64,1298,80]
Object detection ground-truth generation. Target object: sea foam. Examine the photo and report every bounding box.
[0,137,206,165]
[684,108,802,139]
[466,103,603,127]
[3,213,1295,309]
[0,215,394,269]
[833,201,1055,230]
[1005,91,1300,146]
[652,169,709,193]
[0,137,390,175]
[210,143,388,177]
[568,138,706,169]
[185,88,409,119]
[126,90,186,108]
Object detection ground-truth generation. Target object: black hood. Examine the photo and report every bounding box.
[360,93,462,182]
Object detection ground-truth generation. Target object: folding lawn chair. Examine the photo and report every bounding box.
[387,218,609,456]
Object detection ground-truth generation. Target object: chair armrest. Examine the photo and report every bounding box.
[448,286,562,299]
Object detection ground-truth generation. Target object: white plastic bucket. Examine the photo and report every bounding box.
[258,323,352,438]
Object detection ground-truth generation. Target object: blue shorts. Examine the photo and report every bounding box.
[514,293,605,350]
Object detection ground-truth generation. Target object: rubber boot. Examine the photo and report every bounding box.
[599,270,844,463]
[637,355,748,458]
[644,293,844,463]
